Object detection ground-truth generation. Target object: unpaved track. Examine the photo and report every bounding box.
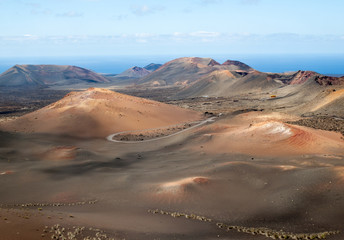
[106,117,216,143]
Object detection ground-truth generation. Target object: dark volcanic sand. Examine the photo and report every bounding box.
[1,121,344,239]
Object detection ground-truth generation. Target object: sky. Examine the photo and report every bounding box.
[0,0,344,57]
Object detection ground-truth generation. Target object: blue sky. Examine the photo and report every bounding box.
[0,0,344,57]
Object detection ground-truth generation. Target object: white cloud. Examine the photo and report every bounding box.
[30,8,52,15]
[189,31,220,38]
[136,39,148,43]
[173,32,184,37]
[26,2,40,8]
[131,5,165,16]
[26,2,52,15]
[56,11,83,18]
[1,33,343,48]
[23,34,39,40]
[132,5,150,15]
[135,33,155,38]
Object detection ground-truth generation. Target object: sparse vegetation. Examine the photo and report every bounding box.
[149,209,340,239]
[148,209,212,222]
[0,200,98,209]
[287,116,344,136]
[112,121,200,141]
[47,224,115,240]
[215,222,339,240]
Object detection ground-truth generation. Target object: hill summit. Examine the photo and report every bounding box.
[138,57,253,87]
[115,66,151,78]
[0,88,202,138]
[116,63,163,79]
[0,64,110,87]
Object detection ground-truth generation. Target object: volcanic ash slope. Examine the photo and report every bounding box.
[189,112,344,156]
[0,88,202,138]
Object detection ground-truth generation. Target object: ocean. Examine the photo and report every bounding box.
[0,54,343,76]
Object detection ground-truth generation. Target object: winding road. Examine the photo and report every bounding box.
[106,117,216,143]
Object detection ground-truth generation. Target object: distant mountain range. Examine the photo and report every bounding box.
[115,63,162,78]
[0,64,109,87]
[0,57,343,121]
[137,57,255,87]
[0,58,343,98]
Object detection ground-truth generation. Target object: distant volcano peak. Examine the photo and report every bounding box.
[116,66,151,78]
[0,64,109,87]
[143,63,162,71]
[222,60,253,71]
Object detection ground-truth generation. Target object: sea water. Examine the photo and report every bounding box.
[0,54,343,76]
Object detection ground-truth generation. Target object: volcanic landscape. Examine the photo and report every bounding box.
[0,57,344,240]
